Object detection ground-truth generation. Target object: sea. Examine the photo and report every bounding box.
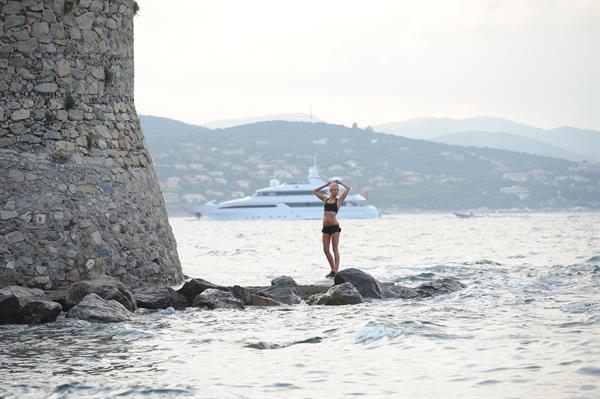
[0,213,598,399]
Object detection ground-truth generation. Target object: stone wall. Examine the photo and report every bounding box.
[0,0,183,288]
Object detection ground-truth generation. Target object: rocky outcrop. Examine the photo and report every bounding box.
[0,293,20,324]
[307,282,364,306]
[247,294,283,307]
[178,278,222,305]
[0,0,182,289]
[334,268,383,299]
[64,277,136,311]
[256,276,302,305]
[192,289,244,310]
[381,278,466,299]
[131,283,188,310]
[20,299,62,324]
[297,284,331,300]
[177,278,252,306]
[66,293,132,322]
[0,285,61,324]
[414,278,466,297]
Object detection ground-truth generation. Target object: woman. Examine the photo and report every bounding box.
[313,179,351,278]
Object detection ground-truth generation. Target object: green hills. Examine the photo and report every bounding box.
[141,115,600,214]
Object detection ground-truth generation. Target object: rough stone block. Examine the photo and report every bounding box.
[36,83,58,93]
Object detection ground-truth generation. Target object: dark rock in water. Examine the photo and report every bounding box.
[297,284,331,300]
[19,299,62,324]
[247,293,283,306]
[256,276,302,305]
[334,268,383,299]
[271,276,297,287]
[131,283,188,310]
[66,293,132,322]
[246,336,322,350]
[44,289,68,309]
[415,278,466,297]
[0,294,20,324]
[0,285,62,324]
[0,285,46,300]
[307,282,364,306]
[178,278,222,305]
[226,285,252,305]
[381,285,419,299]
[65,277,137,312]
[306,292,332,305]
[192,289,244,310]
[329,282,364,305]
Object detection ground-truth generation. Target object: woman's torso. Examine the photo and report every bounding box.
[322,198,338,226]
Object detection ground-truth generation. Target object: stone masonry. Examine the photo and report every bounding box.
[0,0,183,288]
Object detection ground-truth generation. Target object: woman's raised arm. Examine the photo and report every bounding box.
[336,180,351,205]
[313,182,329,202]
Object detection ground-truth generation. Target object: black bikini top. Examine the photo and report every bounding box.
[324,199,338,213]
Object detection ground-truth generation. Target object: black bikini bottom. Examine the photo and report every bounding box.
[322,224,341,235]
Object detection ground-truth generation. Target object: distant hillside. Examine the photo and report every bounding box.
[140,116,600,214]
[375,116,599,162]
[434,131,585,161]
[141,116,600,216]
[203,113,325,129]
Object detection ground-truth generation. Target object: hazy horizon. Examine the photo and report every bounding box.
[134,0,599,131]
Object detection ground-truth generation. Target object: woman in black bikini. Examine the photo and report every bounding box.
[312,179,351,278]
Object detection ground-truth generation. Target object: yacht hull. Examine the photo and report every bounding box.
[196,203,380,221]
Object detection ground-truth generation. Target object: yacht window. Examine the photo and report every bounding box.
[256,190,323,196]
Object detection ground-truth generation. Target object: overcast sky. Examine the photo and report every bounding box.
[134,0,599,130]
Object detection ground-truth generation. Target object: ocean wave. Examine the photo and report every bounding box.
[245,336,322,350]
[355,320,472,344]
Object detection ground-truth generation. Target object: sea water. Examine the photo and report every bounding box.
[0,213,598,398]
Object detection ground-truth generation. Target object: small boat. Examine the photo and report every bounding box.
[196,164,380,221]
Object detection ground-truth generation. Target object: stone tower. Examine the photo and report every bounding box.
[0,0,183,288]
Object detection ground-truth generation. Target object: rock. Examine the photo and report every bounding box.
[1,210,18,220]
[298,284,331,300]
[415,278,466,297]
[0,294,20,324]
[0,286,61,324]
[11,109,30,121]
[76,12,95,30]
[192,289,244,310]
[36,83,58,93]
[306,293,331,305]
[226,285,251,305]
[256,276,302,305]
[44,289,68,308]
[2,1,23,14]
[19,300,62,324]
[177,277,222,305]
[56,59,71,76]
[380,278,466,299]
[381,285,419,299]
[307,282,364,306]
[328,282,364,305]
[66,293,132,322]
[334,268,383,299]
[4,15,25,29]
[131,283,188,310]
[31,22,49,38]
[65,276,137,311]
[247,294,283,307]
[0,285,46,300]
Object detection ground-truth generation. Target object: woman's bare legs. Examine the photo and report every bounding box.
[322,233,335,271]
[331,232,340,272]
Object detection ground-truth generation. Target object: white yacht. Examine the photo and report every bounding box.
[196,165,380,220]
